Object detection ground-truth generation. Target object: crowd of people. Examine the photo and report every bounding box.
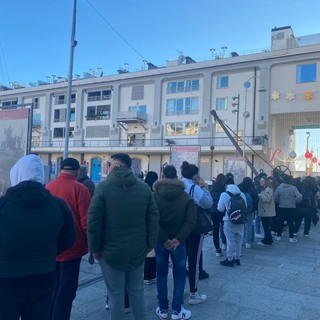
[1,153,320,320]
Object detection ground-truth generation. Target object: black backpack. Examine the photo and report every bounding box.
[226,191,247,224]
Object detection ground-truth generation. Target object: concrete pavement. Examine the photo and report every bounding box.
[71,225,320,320]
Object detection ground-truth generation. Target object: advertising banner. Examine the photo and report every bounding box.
[223,156,246,184]
[170,146,201,177]
[0,108,29,195]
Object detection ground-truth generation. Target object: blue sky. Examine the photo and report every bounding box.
[0,0,320,87]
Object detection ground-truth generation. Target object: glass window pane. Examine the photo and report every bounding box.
[217,76,229,89]
[177,81,184,92]
[185,98,191,114]
[166,99,175,115]
[191,80,199,91]
[166,123,175,135]
[191,98,198,114]
[176,122,183,135]
[176,99,183,114]
[167,82,176,93]
[296,64,316,83]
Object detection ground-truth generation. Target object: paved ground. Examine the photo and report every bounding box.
[71,224,320,320]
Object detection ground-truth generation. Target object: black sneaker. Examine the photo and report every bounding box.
[199,270,209,280]
[233,258,241,266]
[220,258,234,267]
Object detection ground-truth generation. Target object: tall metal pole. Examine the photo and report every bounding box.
[63,0,77,159]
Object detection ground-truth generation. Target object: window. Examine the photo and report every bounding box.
[128,105,147,113]
[87,90,112,101]
[1,100,18,107]
[216,97,228,110]
[86,105,111,120]
[88,91,101,101]
[70,108,75,121]
[97,105,110,119]
[33,113,41,128]
[57,95,65,104]
[166,98,199,115]
[53,127,74,138]
[165,121,198,135]
[102,90,111,100]
[54,109,66,122]
[53,128,64,138]
[217,76,229,89]
[167,79,199,94]
[132,85,144,100]
[296,63,317,83]
[33,97,39,109]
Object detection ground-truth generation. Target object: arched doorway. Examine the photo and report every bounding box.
[91,158,102,183]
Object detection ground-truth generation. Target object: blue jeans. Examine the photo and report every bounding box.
[155,242,187,313]
[0,273,56,320]
[51,258,81,320]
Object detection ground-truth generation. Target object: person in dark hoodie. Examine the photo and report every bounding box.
[210,173,227,256]
[153,165,196,320]
[78,165,95,197]
[0,154,76,320]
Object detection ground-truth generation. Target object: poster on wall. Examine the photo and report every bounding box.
[0,108,29,195]
[223,156,246,184]
[170,146,201,177]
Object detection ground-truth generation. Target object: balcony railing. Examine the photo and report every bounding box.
[32,136,267,149]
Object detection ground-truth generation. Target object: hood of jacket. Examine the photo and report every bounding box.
[153,178,185,201]
[5,181,52,209]
[10,154,45,187]
[226,184,241,195]
[106,167,137,189]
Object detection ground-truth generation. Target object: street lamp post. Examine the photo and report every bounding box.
[63,0,77,159]
[232,94,240,143]
[243,76,267,175]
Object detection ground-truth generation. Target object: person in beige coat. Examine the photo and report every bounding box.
[257,176,276,246]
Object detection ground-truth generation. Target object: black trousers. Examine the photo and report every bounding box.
[277,207,296,238]
[261,217,273,245]
[211,211,225,249]
[186,232,204,293]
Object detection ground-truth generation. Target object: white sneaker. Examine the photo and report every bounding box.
[289,237,298,243]
[275,236,281,241]
[255,233,264,239]
[188,292,207,305]
[171,306,191,320]
[245,243,251,249]
[156,307,168,319]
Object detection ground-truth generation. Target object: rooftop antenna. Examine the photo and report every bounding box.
[221,46,228,57]
[177,50,185,63]
[209,48,216,58]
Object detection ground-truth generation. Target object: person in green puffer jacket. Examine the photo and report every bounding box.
[87,153,159,320]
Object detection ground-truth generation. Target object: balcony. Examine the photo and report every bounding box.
[33,135,266,151]
[116,111,147,130]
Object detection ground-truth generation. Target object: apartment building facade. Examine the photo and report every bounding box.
[0,26,319,182]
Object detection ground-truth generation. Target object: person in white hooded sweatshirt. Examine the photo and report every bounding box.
[217,174,247,267]
[0,154,76,320]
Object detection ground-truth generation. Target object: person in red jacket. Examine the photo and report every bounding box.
[46,157,91,320]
